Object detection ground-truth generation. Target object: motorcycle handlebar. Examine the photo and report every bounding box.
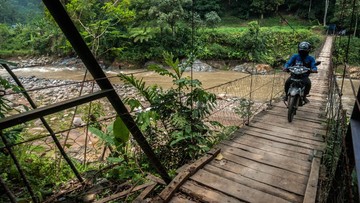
[283,66,318,73]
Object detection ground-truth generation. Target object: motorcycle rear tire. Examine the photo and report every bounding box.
[287,95,298,122]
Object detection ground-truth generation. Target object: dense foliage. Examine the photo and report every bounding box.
[333,36,360,66]
[0,0,358,65]
[118,53,229,168]
[0,0,358,201]
[0,0,43,24]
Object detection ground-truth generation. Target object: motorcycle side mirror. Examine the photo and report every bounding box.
[315,61,321,66]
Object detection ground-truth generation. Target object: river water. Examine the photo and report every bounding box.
[0,66,250,89]
[0,66,359,114]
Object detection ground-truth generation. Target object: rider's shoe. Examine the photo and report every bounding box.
[282,95,288,101]
[303,97,310,104]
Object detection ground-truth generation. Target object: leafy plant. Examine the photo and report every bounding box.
[234,98,255,120]
[88,116,149,183]
[118,52,223,168]
[205,11,221,29]
[0,76,23,118]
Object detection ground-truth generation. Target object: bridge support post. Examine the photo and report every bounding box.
[328,86,360,202]
[41,0,171,184]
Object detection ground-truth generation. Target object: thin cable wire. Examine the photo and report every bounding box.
[3,70,150,96]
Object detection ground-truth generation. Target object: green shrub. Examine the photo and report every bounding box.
[118,53,225,169]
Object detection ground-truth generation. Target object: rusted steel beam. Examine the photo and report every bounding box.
[0,89,113,129]
[0,131,38,203]
[0,175,16,203]
[1,63,84,184]
[41,0,171,183]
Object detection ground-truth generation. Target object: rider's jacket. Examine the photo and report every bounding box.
[284,54,317,77]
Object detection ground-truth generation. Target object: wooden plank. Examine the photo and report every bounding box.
[255,111,326,127]
[219,145,310,175]
[158,149,220,202]
[204,164,303,202]
[180,181,243,203]
[219,141,311,166]
[242,125,325,145]
[169,195,197,203]
[269,104,326,116]
[221,139,310,162]
[252,115,326,131]
[303,154,322,203]
[191,169,290,203]
[268,105,324,119]
[146,174,166,185]
[248,121,326,139]
[269,102,324,111]
[238,130,324,151]
[94,182,155,203]
[231,133,314,155]
[219,152,309,184]
[133,183,157,202]
[266,108,326,123]
[271,104,324,114]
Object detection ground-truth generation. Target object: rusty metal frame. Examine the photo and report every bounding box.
[0,4,170,202]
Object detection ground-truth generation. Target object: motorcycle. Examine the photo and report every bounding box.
[284,61,320,122]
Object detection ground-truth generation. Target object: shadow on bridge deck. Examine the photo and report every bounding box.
[154,36,333,203]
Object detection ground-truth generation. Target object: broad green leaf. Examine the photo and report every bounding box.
[113,116,130,144]
[88,126,114,145]
[107,157,124,163]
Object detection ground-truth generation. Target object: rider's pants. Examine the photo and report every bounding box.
[285,76,311,95]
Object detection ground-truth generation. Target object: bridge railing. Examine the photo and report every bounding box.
[206,70,286,126]
[325,64,360,202]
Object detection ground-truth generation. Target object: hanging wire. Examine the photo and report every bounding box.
[277,12,299,35]
[190,0,195,128]
[340,0,358,95]
[2,69,150,96]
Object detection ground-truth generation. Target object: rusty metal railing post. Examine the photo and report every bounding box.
[0,176,16,203]
[269,70,276,106]
[42,0,171,184]
[0,131,38,203]
[247,65,254,125]
[1,63,85,184]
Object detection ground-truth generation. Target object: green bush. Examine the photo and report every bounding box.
[195,21,322,64]
[334,37,360,66]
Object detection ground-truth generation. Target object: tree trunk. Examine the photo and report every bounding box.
[354,12,358,37]
[323,0,329,26]
[261,13,264,19]
[308,0,312,19]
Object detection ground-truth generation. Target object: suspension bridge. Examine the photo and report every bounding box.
[1,1,360,202]
[152,36,332,203]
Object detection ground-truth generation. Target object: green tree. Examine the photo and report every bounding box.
[332,0,360,36]
[250,0,284,19]
[191,0,221,18]
[0,0,43,24]
[205,11,221,28]
[65,0,135,58]
[148,0,191,35]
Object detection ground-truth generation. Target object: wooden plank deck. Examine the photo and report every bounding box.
[162,37,333,203]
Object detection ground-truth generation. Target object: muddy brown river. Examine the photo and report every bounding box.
[0,66,251,89]
[0,66,359,112]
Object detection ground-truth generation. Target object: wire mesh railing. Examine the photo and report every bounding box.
[0,57,287,202]
[320,31,360,202]
[206,70,285,126]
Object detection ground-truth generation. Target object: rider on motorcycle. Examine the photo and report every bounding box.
[282,41,318,103]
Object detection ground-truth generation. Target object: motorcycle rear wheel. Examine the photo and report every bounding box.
[287,95,299,122]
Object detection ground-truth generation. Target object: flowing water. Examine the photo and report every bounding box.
[0,66,250,89]
[1,66,358,111]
